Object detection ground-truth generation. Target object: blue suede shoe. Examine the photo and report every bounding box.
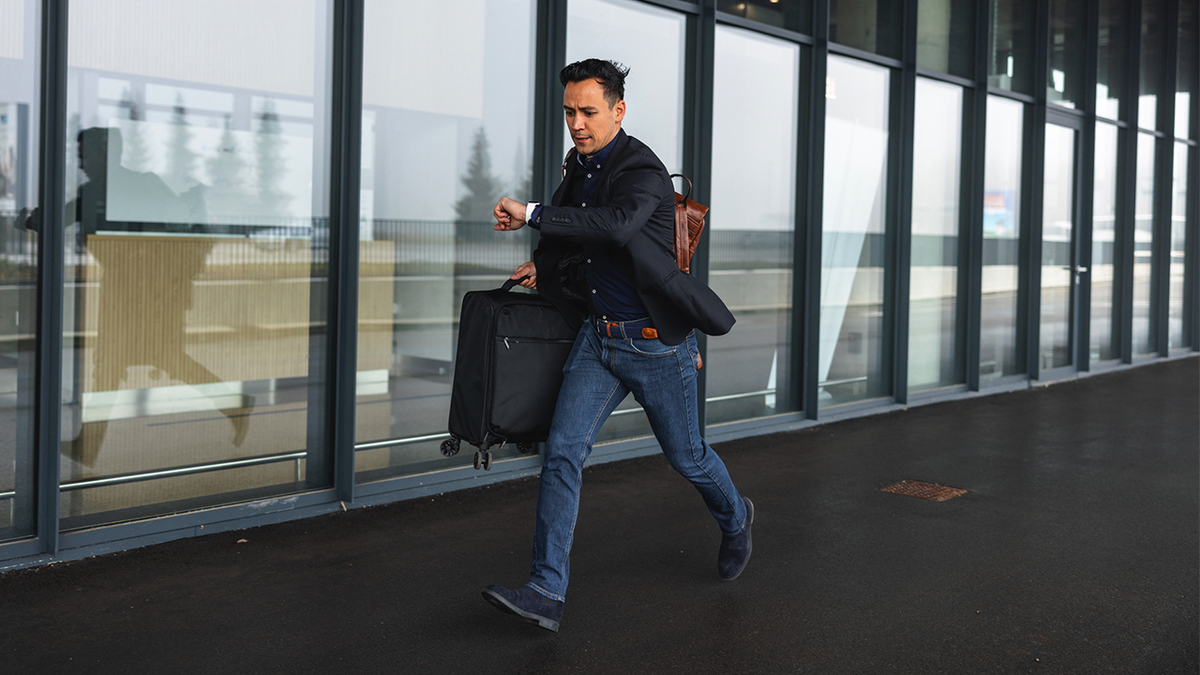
[482,584,564,633]
[718,497,754,580]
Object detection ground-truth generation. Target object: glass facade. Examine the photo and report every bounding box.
[353,0,536,481]
[908,78,964,392]
[1,0,1196,566]
[821,55,889,406]
[1091,122,1120,362]
[1097,0,1130,120]
[981,96,1025,380]
[58,0,336,530]
[0,0,38,543]
[707,25,800,424]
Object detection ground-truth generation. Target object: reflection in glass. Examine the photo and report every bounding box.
[1040,124,1076,370]
[1139,0,1166,129]
[916,0,975,78]
[0,0,39,542]
[567,0,686,442]
[830,0,903,58]
[909,78,964,392]
[567,0,686,175]
[1169,142,1189,348]
[1091,122,1120,362]
[1047,0,1085,109]
[821,56,889,406]
[1097,0,1129,120]
[1177,0,1196,139]
[717,0,811,34]
[354,0,536,479]
[989,0,1034,94]
[707,26,799,424]
[1132,132,1156,353]
[59,0,334,529]
[981,96,1024,380]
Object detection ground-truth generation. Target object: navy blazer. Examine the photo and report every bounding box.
[533,130,735,346]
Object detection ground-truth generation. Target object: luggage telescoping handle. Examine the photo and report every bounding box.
[501,275,531,292]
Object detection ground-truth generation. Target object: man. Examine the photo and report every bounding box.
[482,59,752,633]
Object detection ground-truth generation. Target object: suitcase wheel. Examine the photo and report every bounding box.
[517,442,535,455]
[474,450,493,471]
[440,436,461,457]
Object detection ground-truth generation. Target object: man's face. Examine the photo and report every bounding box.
[563,78,625,157]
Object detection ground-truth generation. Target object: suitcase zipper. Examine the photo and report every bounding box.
[502,336,575,350]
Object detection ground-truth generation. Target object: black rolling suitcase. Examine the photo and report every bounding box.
[441,277,579,470]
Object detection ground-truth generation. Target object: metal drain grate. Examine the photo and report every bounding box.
[881,480,968,502]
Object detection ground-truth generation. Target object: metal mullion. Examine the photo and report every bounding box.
[34,0,68,556]
[635,0,701,13]
[827,42,904,68]
[1076,0,1101,370]
[692,0,715,430]
[964,0,991,392]
[987,88,1038,104]
[787,39,814,415]
[1119,0,1143,362]
[802,0,829,419]
[327,0,364,503]
[1188,142,1199,349]
[1024,0,1052,378]
[913,68,978,89]
[535,0,567,208]
[891,0,919,404]
[1153,0,1181,355]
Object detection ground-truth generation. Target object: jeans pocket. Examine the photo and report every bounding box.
[627,338,677,357]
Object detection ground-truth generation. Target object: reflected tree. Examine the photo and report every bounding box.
[455,126,503,224]
[255,99,290,218]
[207,115,253,222]
[167,93,198,194]
[117,88,152,173]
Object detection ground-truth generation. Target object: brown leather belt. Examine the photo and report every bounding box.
[593,317,657,340]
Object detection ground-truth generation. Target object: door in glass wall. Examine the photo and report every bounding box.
[981,96,1025,381]
[1132,132,1156,354]
[566,0,686,441]
[908,78,965,393]
[707,25,800,424]
[354,0,537,481]
[1091,122,1120,362]
[821,56,890,406]
[60,1,335,529]
[1039,122,1079,373]
[0,0,39,542]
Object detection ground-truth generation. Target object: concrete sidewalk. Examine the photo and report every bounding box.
[1,358,1197,674]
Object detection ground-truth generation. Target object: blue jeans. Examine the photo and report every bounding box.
[527,325,748,602]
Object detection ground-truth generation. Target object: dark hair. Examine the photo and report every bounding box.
[559,59,629,108]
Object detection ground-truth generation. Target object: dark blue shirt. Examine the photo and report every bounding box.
[530,134,648,322]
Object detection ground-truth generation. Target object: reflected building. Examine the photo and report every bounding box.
[0,0,1196,566]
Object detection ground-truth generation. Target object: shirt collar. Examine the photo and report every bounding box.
[578,131,620,169]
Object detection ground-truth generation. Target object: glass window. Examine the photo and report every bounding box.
[1096,0,1129,121]
[916,0,975,79]
[908,78,964,392]
[354,0,537,480]
[1169,142,1189,348]
[0,0,39,542]
[1040,123,1076,370]
[707,25,800,424]
[717,0,812,34]
[567,0,686,443]
[981,96,1025,380]
[1047,0,1086,109]
[1091,122,1120,362]
[567,0,686,175]
[820,56,890,406]
[1132,132,1156,353]
[1139,0,1166,129]
[60,0,334,529]
[989,0,1035,94]
[830,0,903,58]
[1177,0,1197,139]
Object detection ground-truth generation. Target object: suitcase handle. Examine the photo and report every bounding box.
[502,275,531,292]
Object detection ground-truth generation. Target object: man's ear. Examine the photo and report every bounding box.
[614,100,625,123]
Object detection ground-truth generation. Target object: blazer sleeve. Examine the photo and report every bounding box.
[534,164,667,248]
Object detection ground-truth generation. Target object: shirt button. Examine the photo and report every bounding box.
[587,259,592,263]
[591,289,597,294]
[582,202,587,207]
[587,174,592,178]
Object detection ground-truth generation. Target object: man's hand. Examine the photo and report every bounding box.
[494,197,528,231]
[511,261,537,289]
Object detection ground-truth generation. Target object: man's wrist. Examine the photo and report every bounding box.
[525,202,540,223]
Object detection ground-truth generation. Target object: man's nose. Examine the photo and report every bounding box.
[571,116,585,130]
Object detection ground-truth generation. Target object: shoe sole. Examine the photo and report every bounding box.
[721,497,754,581]
[482,588,561,633]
